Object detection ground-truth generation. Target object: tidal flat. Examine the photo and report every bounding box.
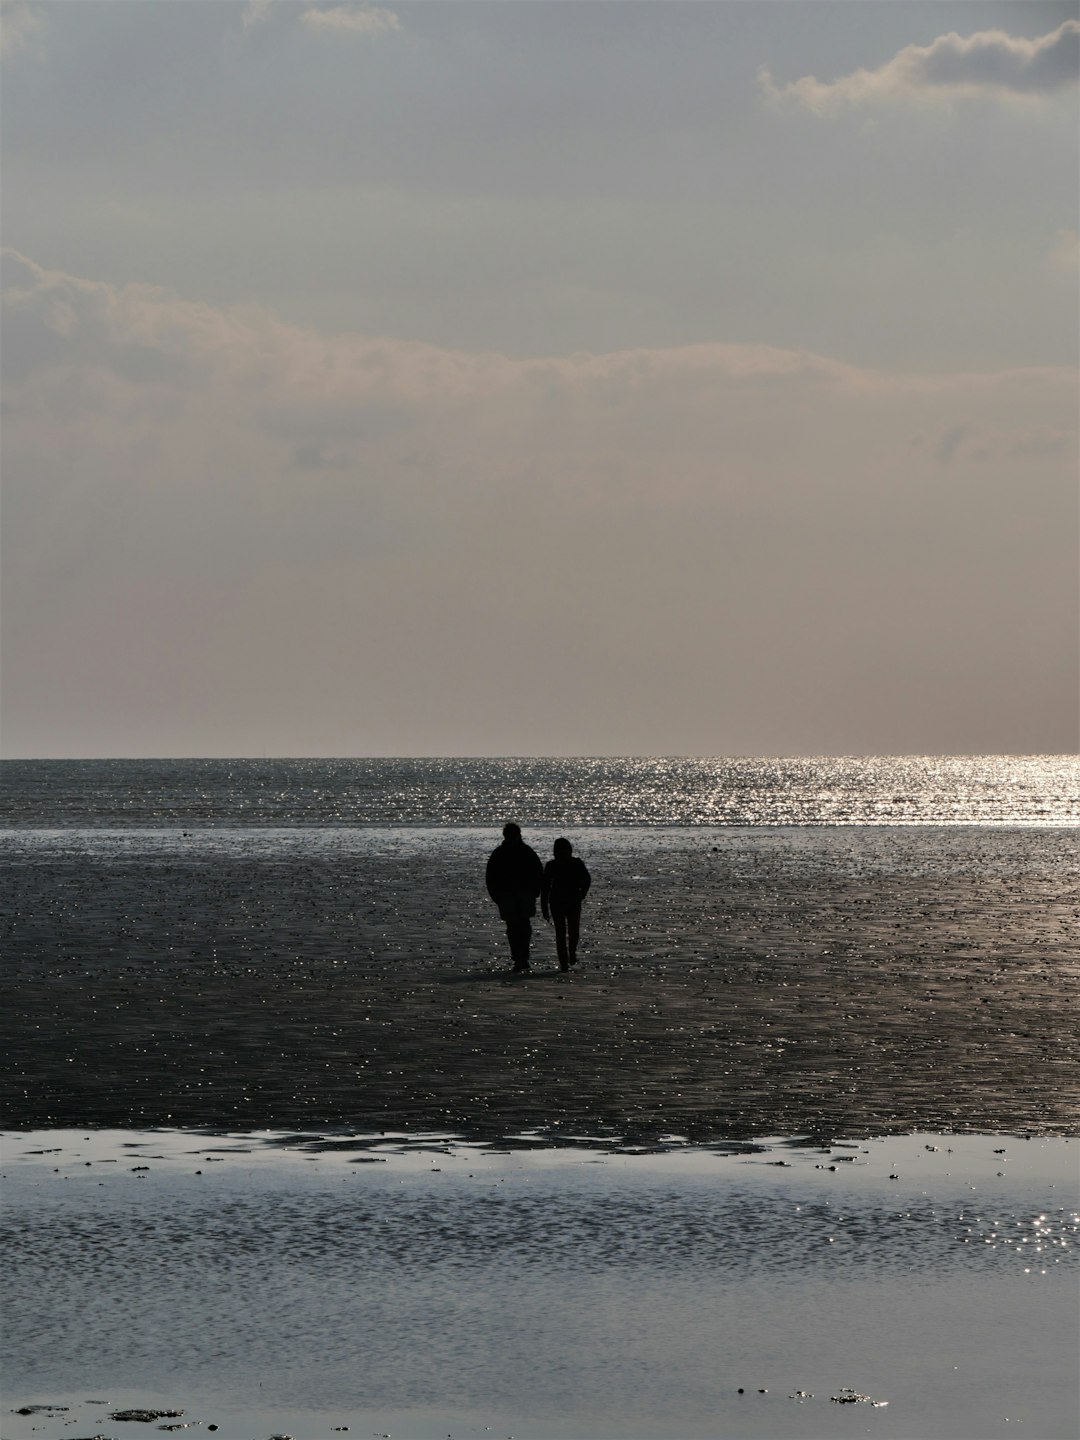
[2,827,1078,1139]
[2,1130,1077,1440]
[2,823,1077,1437]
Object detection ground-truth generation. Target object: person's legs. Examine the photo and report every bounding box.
[507,917,532,971]
[553,911,570,970]
[565,905,581,965]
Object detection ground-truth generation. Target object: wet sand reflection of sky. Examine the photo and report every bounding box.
[3,1131,1076,1440]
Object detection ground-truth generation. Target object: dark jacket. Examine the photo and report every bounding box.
[486,839,544,921]
[541,856,591,917]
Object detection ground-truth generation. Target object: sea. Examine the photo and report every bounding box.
[3,756,1078,1440]
[3,754,1078,827]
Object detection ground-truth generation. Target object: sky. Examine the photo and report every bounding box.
[1,0,1077,758]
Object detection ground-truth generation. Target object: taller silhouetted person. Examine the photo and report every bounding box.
[486,822,544,974]
[541,837,591,971]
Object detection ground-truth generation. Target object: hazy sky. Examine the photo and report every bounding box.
[2,0,1077,757]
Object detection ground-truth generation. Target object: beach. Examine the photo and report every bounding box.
[2,826,1077,1139]
[3,1128,1077,1439]
[3,809,1078,1438]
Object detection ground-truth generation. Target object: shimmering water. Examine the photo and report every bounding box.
[2,1132,1077,1440]
[3,758,1077,1437]
[2,755,1077,827]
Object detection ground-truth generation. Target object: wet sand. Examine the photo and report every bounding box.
[3,1131,1077,1440]
[3,827,1077,1140]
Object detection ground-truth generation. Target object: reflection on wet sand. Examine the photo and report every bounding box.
[3,821,1077,1438]
[2,828,1077,1140]
[2,1132,1077,1440]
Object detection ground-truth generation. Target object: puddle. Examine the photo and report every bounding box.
[2,1130,1076,1439]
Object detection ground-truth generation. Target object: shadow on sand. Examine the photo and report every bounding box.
[439,967,571,986]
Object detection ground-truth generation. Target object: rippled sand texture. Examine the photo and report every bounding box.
[2,1134,1077,1440]
[2,827,1078,1139]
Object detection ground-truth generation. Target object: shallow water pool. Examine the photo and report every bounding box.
[2,1130,1077,1440]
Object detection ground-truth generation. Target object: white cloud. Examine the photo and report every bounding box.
[761,20,1080,114]
[0,0,46,60]
[300,5,401,38]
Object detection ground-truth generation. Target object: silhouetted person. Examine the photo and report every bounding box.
[486,822,544,973]
[541,837,591,972]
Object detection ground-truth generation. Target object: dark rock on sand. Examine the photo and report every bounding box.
[110,1409,183,1422]
[831,1388,889,1406]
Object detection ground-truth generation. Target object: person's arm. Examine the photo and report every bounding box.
[485,852,499,903]
[578,860,591,902]
[540,861,552,921]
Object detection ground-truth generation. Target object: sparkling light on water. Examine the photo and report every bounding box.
[1,755,1077,826]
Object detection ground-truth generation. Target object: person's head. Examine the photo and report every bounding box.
[502,822,522,843]
[553,837,573,857]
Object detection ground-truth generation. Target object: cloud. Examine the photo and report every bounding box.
[1,250,240,390]
[300,5,401,37]
[1048,227,1080,272]
[1008,429,1070,459]
[760,20,1080,113]
[5,249,1075,492]
[290,441,353,470]
[3,252,1076,756]
[0,0,46,60]
[1,249,867,411]
[241,0,274,30]
[240,2,401,37]
[935,425,970,464]
[929,419,1074,466]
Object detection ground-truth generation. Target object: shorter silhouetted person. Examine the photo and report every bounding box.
[486,822,544,973]
[541,837,591,971]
